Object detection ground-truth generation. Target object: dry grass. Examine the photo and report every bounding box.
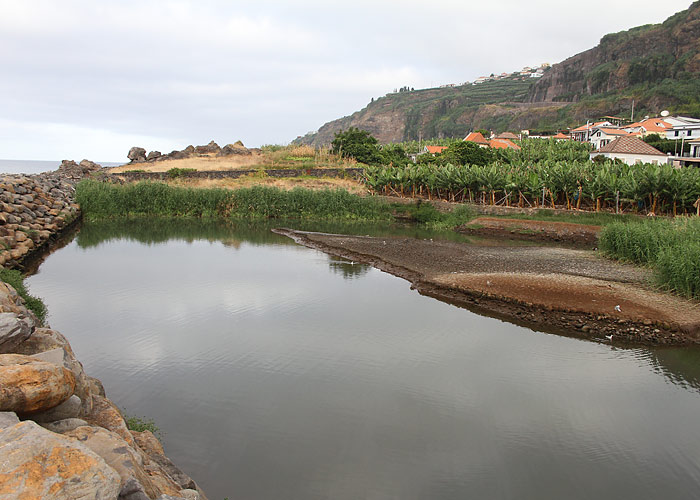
[108,145,357,173]
[167,175,367,194]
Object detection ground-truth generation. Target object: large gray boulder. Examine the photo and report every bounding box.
[0,312,33,353]
[127,147,147,163]
[0,421,121,499]
[194,141,220,155]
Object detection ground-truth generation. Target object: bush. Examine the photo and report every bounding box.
[0,268,47,324]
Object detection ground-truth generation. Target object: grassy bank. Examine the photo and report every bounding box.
[76,180,391,221]
[0,268,47,324]
[600,218,700,298]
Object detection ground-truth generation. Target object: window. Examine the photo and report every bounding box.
[689,130,693,136]
[675,130,680,137]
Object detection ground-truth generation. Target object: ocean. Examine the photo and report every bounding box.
[0,159,124,175]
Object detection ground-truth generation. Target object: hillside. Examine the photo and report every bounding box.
[296,1,700,146]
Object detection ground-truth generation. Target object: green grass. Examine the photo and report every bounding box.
[600,217,700,298]
[124,413,161,440]
[0,268,47,324]
[492,210,638,226]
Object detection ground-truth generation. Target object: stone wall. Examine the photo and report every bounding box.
[0,160,101,268]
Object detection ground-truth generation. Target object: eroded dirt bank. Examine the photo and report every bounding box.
[275,229,700,345]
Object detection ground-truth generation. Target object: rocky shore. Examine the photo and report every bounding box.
[0,163,208,499]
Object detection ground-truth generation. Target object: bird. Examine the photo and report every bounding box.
[614,305,621,312]
[605,334,614,341]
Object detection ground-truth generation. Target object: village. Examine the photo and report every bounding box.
[417,114,700,167]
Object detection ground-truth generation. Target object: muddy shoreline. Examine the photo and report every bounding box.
[275,228,700,346]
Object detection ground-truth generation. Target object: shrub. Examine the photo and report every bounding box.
[0,268,47,324]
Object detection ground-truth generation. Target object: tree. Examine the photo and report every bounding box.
[439,141,494,166]
[331,128,384,165]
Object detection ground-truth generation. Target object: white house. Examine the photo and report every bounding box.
[665,116,700,140]
[588,127,631,150]
[689,138,700,158]
[590,136,668,165]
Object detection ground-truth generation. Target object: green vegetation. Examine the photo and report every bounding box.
[392,203,475,230]
[0,268,47,324]
[643,133,690,155]
[600,218,700,298]
[76,180,394,221]
[330,127,410,166]
[124,413,161,440]
[363,160,700,216]
[166,167,197,179]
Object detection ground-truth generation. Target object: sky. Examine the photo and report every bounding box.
[0,0,694,162]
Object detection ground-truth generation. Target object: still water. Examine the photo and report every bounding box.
[27,219,700,500]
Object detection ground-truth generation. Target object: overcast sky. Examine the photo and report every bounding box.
[0,0,693,161]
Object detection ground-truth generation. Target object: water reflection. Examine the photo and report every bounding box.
[25,218,700,500]
[327,256,371,279]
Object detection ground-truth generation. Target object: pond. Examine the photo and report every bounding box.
[27,219,700,500]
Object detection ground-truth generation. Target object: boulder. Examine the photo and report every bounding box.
[0,421,121,499]
[218,144,251,157]
[0,354,75,414]
[41,417,89,434]
[65,425,179,499]
[0,411,19,429]
[30,394,82,423]
[128,147,147,163]
[147,151,162,161]
[85,394,135,446]
[194,141,220,155]
[0,312,34,353]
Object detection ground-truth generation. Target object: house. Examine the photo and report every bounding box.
[665,116,700,140]
[570,121,613,141]
[464,132,490,147]
[590,136,668,165]
[624,118,672,137]
[495,132,519,140]
[588,127,632,150]
[689,138,700,158]
[489,139,521,150]
[424,145,447,155]
[552,132,569,141]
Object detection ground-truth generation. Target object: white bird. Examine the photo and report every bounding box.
[614,305,621,312]
[605,334,613,341]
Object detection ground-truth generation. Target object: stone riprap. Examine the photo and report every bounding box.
[0,283,208,500]
[0,159,101,268]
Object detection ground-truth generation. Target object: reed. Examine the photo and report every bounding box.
[600,217,700,298]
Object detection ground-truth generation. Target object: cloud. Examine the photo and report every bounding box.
[0,0,694,159]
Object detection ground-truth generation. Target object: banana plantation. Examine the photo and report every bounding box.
[363,161,700,216]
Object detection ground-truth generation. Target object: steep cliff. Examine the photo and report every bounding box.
[296,2,700,146]
[529,1,700,103]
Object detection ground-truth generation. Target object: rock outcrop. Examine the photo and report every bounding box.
[126,140,252,164]
[0,282,208,499]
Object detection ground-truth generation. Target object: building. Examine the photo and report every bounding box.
[590,136,668,165]
[570,121,613,141]
[624,118,672,137]
[424,145,447,155]
[464,132,490,148]
[552,132,569,141]
[495,132,519,140]
[689,138,700,158]
[588,127,632,150]
[665,116,700,140]
[489,139,521,150]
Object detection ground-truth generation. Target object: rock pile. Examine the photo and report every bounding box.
[127,140,257,164]
[0,282,207,500]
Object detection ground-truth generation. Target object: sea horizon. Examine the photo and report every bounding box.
[0,158,124,175]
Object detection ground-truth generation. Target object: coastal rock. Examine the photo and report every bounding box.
[0,282,26,316]
[31,394,82,423]
[18,335,94,415]
[86,394,135,446]
[65,425,176,499]
[0,312,34,353]
[218,143,251,156]
[128,147,147,163]
[0,421,121,500]
[0,411,19,429]
[88,375,107,397]
[0,354,75,414]
[41,417,89,434]
[194,141,220,155]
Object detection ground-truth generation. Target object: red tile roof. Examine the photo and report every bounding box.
[425,145,447,154]
[596,136,666,156]
[572,121,609,132]
[489,139,521,150]
[464,132,489,145]
[597,128,631,136]
[553,132,569,139]
[495,132,519,140]
[627,118,672,134]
